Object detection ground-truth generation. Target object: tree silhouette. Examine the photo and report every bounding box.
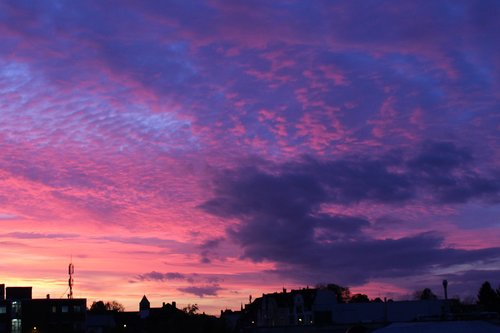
[106,300,125,312]
[89,300,125,313]
[414,288,437,300]
[477,281,500,312]
[182,303,199,315]
[317,283,351,303]
[350,293,370,303]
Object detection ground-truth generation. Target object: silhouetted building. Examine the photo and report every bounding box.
[139,295,150,319]
[220,309,242,332]
[0,284,86,333]
[5,288,31,302]
[87,296,217,333]
[238,288,336,328]
[239,287,451,330]
[21,298,86,333]
[86,312,117,333]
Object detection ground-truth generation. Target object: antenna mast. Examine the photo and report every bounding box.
[68,259,74,299]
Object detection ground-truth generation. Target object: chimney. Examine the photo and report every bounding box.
[172,301,176,309]
[283,288,287,294]
[442,280,448,300]
[46,294,50,299]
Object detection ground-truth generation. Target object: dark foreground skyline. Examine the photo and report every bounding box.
[2,280,500,333]
[0,0,499,314]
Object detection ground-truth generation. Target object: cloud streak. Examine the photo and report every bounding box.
[178,284,222,298]
[136,271,187,282]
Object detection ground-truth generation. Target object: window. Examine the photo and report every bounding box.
[12,301,21,316]
[61,306,68,313]
[11,319,21,333]
[0,306,6,314]
[73,305,81,312]
[52,306,57,313]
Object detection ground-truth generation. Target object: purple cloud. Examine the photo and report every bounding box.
[137,271,186,282]
[202,143,500,285]
[178,284,222,298]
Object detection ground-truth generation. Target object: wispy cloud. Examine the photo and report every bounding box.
[178,284,223,298]
[1,232,79,240]
[136,271,187,282]
[0,214,18,220]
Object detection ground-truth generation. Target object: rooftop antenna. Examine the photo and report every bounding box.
[68,257,74,299]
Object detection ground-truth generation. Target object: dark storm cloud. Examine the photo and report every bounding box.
[410,142,500,203]
[200,237,225,250]
[409,141,473,172]
[433,175,500,204]
[314,215,370,240]
[198,237,225,264]
[203,142,499,214]
[202,168,326,218]
[231,216,499,285]
[201,159,412,225]
[202,141,500,285]
[296,157,415,204]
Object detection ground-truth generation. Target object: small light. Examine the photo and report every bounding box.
[123,324,127,328]
[299,318,302,321]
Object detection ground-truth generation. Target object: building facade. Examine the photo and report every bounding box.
[242,287,449,329]
[0,284,86,333]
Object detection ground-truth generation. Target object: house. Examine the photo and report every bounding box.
[239,287,450,329]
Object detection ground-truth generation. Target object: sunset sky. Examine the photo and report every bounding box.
[1,1,499,314]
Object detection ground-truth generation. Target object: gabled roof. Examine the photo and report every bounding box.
[140,295,150,306]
